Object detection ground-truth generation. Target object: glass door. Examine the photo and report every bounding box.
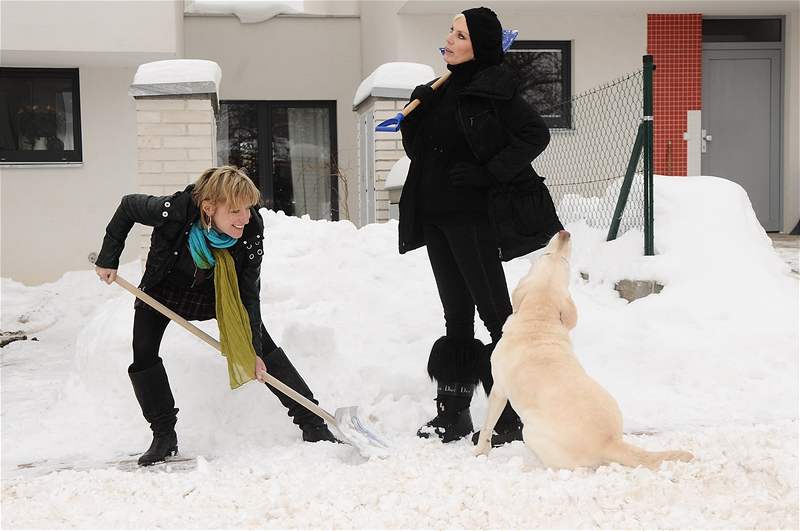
[217,101,338,220]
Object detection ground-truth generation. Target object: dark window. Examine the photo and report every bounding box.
[504,40,572,129]
[0,68,82,163]
[703,18,782,42]
[217,101,338,221]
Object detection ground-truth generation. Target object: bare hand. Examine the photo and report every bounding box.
[255,356,267,382]
[95,266,117,284]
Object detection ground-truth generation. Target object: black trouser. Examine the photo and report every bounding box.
[131,308,320,426]
[424,222,512,343]
[132,307,278,371]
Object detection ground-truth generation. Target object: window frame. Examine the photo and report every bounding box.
[218,99,339,221]
[506,40,573,129]
[0,67,83,164]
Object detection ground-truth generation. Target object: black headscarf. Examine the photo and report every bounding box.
[461,6,503,66]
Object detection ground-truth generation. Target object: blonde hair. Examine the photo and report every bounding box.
[192,166,261,228]
[453,13,466,23]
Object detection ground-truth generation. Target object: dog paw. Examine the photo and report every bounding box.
[474,445,490,457]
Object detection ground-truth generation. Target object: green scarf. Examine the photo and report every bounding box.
[212,247,259,389]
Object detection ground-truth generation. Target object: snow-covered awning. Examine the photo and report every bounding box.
[353,63,435,109]
[129,60,222,105]
[184,0,303,23]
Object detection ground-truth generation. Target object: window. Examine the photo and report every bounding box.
[504,41,572,129]
[703,18,782,42]
[217,101,338,221]
[0,68,82,163]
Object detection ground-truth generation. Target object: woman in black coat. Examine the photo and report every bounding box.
[399,7,562,446]
[95,166,336,466]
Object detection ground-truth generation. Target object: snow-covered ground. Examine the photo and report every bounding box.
[2,176,798,528]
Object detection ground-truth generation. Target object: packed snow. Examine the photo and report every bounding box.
[353,63,436,107]
[1,176,798,528]
[184,0,303,23]
[131,60,222,90]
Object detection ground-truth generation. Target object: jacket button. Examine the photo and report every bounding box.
[162,211,168,217]
[173,251,178,255]
[257,249,263,255]
[249,254,254,259]
[164,201,171,207]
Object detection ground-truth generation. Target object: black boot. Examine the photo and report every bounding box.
[416,336,484,443]
[129,360,179,466]
[417,382,475,442]
[472,341,525,447]
[261,347,339,443]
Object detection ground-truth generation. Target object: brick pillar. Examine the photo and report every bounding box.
[372,98,406,223]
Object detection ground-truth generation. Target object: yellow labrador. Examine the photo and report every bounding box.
[475,230,693,470]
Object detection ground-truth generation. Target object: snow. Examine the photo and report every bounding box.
[354,63,436,108]
[384,155,410,190]
[132,59,222,89]
[1,176,798,528]
[185,0,303,23]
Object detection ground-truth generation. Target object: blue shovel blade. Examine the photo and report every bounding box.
[375,112,404,133]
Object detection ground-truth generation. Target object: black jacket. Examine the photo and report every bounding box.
[399,64,563,260]
[95,185,265,354]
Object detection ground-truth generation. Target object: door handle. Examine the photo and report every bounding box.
[701,129,712,153]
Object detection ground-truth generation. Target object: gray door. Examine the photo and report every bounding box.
[702,48,782,230]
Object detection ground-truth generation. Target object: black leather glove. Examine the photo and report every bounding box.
[449,162,494,189]
[409,84,434,106]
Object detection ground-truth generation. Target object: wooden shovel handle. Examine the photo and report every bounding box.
[402,70,451,117]
[89,255,338,426]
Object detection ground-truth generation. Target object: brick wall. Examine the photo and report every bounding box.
[647,13,702,176]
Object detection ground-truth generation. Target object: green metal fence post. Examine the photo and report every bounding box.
[643,54,655,255]
[607,123,645,241]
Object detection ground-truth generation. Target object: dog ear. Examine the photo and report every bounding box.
[559,294,578,329]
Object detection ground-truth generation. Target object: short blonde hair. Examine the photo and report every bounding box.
[192,166,261,228]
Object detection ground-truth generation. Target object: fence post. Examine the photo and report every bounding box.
[607,123,645,241]
[643,54,655,255]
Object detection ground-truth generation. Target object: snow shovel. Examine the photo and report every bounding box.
[89,255,390,458]
[375,29,519,133]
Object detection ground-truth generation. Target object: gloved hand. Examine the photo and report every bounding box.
[409,84,434,106]
[449,162,494,189]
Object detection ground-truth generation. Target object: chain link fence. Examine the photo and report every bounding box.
[534,67,647,239]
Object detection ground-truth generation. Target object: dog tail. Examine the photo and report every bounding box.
[602,440,694,470]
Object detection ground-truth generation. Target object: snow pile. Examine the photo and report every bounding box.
[384,155,410,190]
[184,0,303,23]
[1,175,797,528]
[354,63,436,107]
[132,60,222,88]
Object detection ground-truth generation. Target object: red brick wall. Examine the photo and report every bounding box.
[647,14,702,176]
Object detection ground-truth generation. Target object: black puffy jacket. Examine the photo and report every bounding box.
[95,185,265,353]
[400,64,563,260]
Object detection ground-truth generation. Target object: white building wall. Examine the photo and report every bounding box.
[1,67,139,285]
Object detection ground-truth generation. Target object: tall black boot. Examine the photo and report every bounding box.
[416,336,484,443]
[260,347,338,443]
[473,341,524,447]
[129,360,179,466]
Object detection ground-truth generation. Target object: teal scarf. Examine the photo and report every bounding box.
[188,221,237,269]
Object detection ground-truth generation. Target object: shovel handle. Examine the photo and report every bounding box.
[89,255,337,426]
[402,70,451,118]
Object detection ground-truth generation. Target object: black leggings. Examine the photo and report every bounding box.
[131,307,279,371]
[424,222,513,343]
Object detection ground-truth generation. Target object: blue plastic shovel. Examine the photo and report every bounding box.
[375,29,519,133]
